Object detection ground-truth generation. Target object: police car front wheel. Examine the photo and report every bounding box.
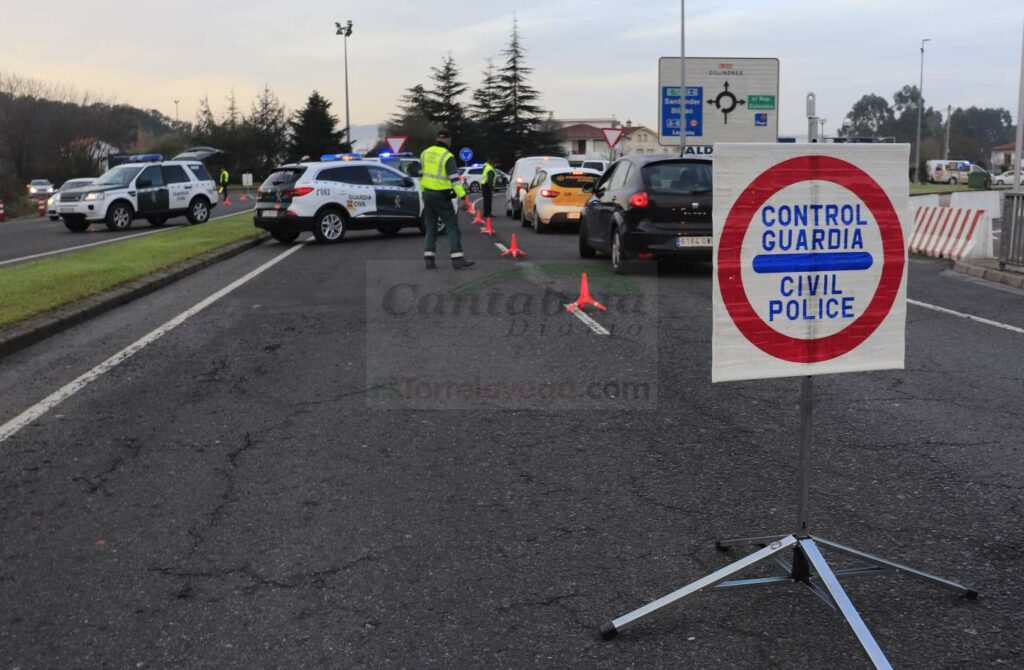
[187,197,210,225]
[105,202,134,232]
[313,209,347,244]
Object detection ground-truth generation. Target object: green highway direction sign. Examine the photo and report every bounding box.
[747,94,776,110]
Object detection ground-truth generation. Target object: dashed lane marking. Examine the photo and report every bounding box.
[565,304,611,335]
[0,241,304,444]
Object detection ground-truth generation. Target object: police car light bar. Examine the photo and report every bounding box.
[320,153,363,162]
[127,153,163,162]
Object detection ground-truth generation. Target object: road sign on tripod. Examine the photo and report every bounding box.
[600,144,978,670]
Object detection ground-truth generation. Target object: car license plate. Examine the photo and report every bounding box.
[567,212,580,220]
[59,206,75,213]
[260,209,279,218]
[676,236,712,248]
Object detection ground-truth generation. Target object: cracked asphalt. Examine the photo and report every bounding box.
[0,202,1022,669]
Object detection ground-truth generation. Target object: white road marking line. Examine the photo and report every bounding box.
[0,242,304,445]
[908,299,1024,335]
[0,208,254,268]
[495,242,509,254]
[565,304,611,336]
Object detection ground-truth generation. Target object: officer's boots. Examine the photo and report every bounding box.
[425,257,437,270]
[452,258,475,270]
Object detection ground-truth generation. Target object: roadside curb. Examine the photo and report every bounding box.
[952,260,1024,290]
[0,233,269,359]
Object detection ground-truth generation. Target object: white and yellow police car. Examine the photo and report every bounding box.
[58,153,220,233]
[254,154,452,244]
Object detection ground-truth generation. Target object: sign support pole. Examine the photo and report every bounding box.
[796,376,812,536]
[599,373,977,668]
[679,0,687,156]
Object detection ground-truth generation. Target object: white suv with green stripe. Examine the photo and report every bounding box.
[58,153,219,233]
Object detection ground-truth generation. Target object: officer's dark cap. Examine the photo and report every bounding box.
[436,128,452,139]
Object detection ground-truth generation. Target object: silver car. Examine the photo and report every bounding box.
[47,178,96,220]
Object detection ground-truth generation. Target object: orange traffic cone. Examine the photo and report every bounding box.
[479,218,496,236]
[566,273,607,312]
[472,209,484,225]
[224,195,232,206]
[239,192,249,202]
[466,198,476,215]
[502,234,526,259]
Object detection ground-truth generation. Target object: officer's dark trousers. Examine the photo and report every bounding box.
[422,190,463,259]
[221,184,229,201]
[481,185,493,218]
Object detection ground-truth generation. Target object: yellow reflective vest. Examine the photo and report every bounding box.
[420,145,466,198]
[481,162,496,188]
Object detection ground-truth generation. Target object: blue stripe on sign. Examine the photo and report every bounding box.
[752,252,874,273]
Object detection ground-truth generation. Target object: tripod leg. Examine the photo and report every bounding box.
[811,536,978,599]
[715,534,787,551]
[600,535,798,640]
[799,539,893,670]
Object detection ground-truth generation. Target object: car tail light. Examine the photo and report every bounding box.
[629,191,649,208]
[636,252,655,260]
[540,189,560,198]
[282,187,314,198]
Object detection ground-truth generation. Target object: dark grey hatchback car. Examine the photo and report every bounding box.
[578,155,713,273]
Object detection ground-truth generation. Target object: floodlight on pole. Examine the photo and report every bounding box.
[335,20,354,149]
[914,38,930,183]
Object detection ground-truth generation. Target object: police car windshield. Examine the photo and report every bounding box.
[96,166,143,187]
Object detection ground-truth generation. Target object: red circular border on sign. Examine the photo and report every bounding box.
[717,155,905,363]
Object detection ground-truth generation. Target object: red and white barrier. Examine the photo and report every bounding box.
[909,206,992,261]
[0,198,5,222]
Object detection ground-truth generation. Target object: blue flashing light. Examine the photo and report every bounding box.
[379,152,393,158]
[128,153,163,162]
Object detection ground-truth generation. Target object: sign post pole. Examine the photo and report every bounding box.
[679,0,686,156]
[599,144,978,668]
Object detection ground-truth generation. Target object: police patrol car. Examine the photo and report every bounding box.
[254,154,452,244]
[58,151,220,233]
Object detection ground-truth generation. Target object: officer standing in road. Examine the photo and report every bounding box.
[480,157,497,220]
[219,167,230,202]
[420,129,474,270]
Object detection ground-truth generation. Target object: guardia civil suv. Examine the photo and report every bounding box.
[58,153,219,233]
[254,155,449,244]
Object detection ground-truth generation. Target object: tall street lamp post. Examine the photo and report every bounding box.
[335,20,354,149]
[914,38,930,183]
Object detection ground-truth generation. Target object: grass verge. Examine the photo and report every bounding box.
[0,212,261,329]
[910,183,972,195]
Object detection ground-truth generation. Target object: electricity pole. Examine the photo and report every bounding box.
[174,99,180,124]
[679,0,687,156]
[944,104,951,160]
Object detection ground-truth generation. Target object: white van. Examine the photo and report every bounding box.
[505,155,569,219]
[926,160,975,185]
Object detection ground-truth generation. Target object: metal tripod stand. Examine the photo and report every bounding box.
[599,376,977,669]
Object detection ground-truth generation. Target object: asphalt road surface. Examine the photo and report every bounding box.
[0,199,1022,668]
[0,196,255,268]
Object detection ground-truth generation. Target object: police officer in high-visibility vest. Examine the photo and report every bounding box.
[219,167,230,202]
[480,157,497,219]
[420,129,474,270]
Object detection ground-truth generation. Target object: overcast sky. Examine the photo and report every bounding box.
[3,1,1021,139]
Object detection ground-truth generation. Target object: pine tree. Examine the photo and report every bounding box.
[386,85,437,155]
[193,95,219,143]
[470,59,506,160]
[493,17,562,162]
[288,91,345,160]
[247,84,288,172]
[427,54,468,133]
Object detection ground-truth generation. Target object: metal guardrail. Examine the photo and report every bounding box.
[1001,192,1024,270]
